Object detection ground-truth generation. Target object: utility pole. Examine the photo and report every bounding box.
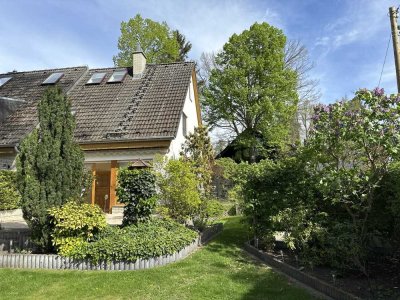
[389,6,400,93]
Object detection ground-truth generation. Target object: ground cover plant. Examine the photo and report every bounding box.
[0,218,314,300]
[65,218,198,263]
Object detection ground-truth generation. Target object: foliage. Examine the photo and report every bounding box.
[0,170,20,210]
[194,199,224,230]
[173,30,192,61]
[16,86,85,252]
[156,159,201,223]
[203,22,298,154]
[241,88,400,274]
[64,218,197,263]
[116,167,156,226]
[180,125,215,197]
[48,201,107,257]
[113,14,180,65]
[304,88,400,274]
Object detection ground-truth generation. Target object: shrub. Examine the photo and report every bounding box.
[116,168,156,226]
[194,199,225,230]
[48,201,107,256]
[157,159,201,223]
[64,218,197,263]
[16,87,85,252]
[0,170,20,210]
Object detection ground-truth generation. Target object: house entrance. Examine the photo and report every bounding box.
[95,171,110,213]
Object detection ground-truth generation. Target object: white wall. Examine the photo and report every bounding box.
[167,77,199,158]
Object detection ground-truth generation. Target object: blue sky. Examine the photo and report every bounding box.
[0,0,398,103]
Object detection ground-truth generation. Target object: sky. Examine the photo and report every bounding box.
[0,0,399,103]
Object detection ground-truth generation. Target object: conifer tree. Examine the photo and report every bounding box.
[180,125,215,197]
[16,86,85,252]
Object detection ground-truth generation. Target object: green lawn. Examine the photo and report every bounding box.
[0,217,314,300]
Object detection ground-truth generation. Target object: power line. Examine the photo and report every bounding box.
[378,31,392,88]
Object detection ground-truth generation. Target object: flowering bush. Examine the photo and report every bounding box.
[305,88,400,273]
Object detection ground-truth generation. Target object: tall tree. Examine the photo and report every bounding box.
[173,30,192,61]
[203,22,298,152]
[16,86,85,252]
[113,14,181,66]
[199,40,320,143]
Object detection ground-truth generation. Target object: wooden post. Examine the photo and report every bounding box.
[91,164,96,206]
[109,160,118,212]
[390,6,400,93]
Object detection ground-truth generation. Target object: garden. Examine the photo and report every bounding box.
[215,88,400,299]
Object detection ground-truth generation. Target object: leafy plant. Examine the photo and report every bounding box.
[64,218,197,263]
[156,159,201,223]
[48,201,107,257]
[0,170,20,210]
[116,167,156,226]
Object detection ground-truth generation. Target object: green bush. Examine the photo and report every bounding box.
[117,167,157,226]
[194,199,225,230]
[48,201,107,256]
[0,170,20,210]
[64,218,197,263]
[157,159,201,223]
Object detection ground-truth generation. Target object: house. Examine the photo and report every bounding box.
[0,49,202,212]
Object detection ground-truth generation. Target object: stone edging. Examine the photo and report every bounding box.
[0,223,223,271]
[0,209,22,218]
[244,242,360,300]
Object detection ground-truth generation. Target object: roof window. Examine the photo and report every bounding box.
[42,72,64,85]
[0,77,11,87]
[86,72,106,85]
[107,70,127,83]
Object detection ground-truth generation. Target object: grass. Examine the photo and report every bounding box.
[0,217,315,300]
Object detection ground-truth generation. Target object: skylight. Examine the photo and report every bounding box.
[0,77,12,87]
[86,72,106,85]
[42,72,64,85]
[107,70,127,83]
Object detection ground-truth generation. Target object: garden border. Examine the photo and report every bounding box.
[244,242,360,300]
[0,223,223,271]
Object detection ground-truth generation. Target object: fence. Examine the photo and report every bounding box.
[0,229,31,252]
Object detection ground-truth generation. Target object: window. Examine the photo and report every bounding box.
[0,77,11,87]
[182,113,187,136]
[107,70,127,83]
[86,72,106,85]
[42,72,64,85]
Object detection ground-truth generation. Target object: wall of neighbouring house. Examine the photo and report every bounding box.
[167,77,199,158]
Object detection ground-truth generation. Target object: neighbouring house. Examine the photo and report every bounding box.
[0,49,201,212]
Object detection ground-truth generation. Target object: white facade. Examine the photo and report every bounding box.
[168,76,199,158]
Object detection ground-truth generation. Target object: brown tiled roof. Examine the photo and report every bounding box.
[0,66,88,146]
[0,62,195,147]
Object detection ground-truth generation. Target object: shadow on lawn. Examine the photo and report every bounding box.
[207,217,313,300]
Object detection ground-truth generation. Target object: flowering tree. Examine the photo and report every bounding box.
[306,88,400,273]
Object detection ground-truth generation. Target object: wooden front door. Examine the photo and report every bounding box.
[95,171,110,213]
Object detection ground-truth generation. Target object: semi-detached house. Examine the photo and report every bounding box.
[0,49,201,212]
